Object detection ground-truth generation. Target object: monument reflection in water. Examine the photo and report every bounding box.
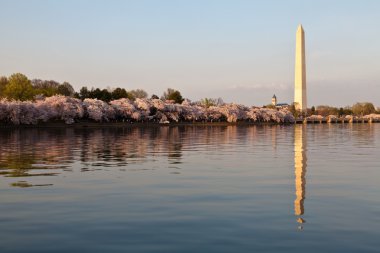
[294,124,307,228]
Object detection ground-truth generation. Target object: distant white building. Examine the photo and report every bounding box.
[271,94,289,108]
[276,103,290,108]
[272,94,277,106]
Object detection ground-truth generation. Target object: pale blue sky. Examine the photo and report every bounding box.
[0,0,379,107]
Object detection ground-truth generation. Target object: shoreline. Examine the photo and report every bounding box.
[0,121,287,128]
[0,119,379,128]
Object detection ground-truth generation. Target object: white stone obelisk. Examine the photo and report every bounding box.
[294,24,307,111]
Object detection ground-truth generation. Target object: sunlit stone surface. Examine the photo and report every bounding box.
[294,24,307,111]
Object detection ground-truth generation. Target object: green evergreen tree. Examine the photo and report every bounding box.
[111,88,129,100]
[162,88,184,104]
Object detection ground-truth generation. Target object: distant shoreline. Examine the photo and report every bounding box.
[0,119,378,129]
[0,120,287,128]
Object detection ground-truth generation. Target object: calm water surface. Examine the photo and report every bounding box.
[0,124,379,252]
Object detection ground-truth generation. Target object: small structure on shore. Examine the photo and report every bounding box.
[271,94,289,109]
[272,94,277,106]
[276,103,290,109]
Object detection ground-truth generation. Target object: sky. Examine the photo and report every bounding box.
[0,0,379,107]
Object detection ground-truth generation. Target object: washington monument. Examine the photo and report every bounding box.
[294,24,307,111]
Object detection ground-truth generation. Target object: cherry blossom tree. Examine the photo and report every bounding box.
[36,96,84,124]
[83,98,115,122]
[0,95,299,125]
[110,98,137,120]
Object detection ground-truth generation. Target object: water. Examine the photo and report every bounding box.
[0,124,379,253]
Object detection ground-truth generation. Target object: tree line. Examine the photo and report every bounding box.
[0,73,378,116]
[0,73,75,101]
[288,103,378,117]
[0,73,185,104]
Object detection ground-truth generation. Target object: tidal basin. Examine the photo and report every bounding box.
[0,124,379,252]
